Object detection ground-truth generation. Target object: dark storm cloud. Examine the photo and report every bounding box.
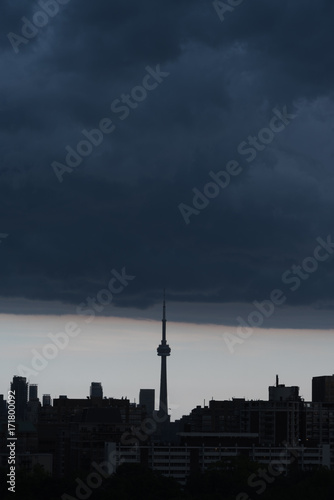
[1,0,334,327]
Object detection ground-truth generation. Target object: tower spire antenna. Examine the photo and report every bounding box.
[162,288,166,342]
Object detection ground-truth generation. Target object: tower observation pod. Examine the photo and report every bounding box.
[157,290,171,420]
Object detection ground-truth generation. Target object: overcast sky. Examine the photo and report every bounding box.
[1,1,334,413]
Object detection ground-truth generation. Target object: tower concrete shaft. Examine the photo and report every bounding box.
[157,292,171,418]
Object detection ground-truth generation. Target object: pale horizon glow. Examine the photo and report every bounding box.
[1,313,334,420]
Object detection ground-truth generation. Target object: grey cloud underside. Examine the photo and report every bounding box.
[1,0,334,327]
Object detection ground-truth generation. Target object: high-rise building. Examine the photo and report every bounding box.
[157,291,171,419]
[27,385,40,424]
[29,384,38,401]
[269,375,300,402]
[312,375,334,402]
[0,395,6,420]
[139,389,155,416]
[10,376,28,420]
[42,394,52,407]
[90,382,103,398]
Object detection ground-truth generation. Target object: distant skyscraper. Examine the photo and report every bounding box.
[312,375,334,402]
[139,389,155,416]
[29,384,38,401]
[10,376,28,420]
[27,385,40,424]
[157,291,171,419]
[42,394,52,407]
[90,382,103,398]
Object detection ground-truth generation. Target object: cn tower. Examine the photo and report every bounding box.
[157,290,171,419]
